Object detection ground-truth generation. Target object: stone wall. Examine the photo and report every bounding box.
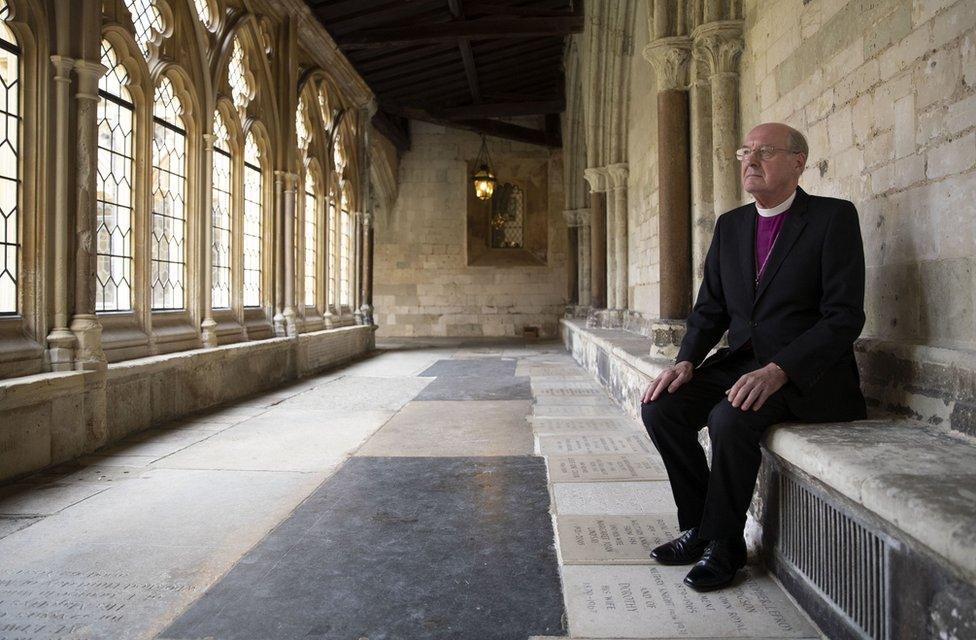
[740,0,976,352]
[373,122,569,338]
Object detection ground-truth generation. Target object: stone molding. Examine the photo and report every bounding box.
[692,20,744,77]
[563,208,591,227]
[583,166,609,193]
[642,36,693,90]
[606,163,630,190]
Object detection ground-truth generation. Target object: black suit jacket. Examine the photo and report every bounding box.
[676,186,867,422]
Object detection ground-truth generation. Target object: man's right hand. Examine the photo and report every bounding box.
[641,361,694,404]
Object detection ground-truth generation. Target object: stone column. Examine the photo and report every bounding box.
[690,55,714,296]
[279,171,299,336]
[272,173,286,336]
[644,36,693,319]
[200,133,218,347]
[69,60,108,371]
[47,56,76,370]
[353,212,364,325]
[359,210,374,325]
[693,21,744,220]
[607,163,629,310]
[583,168,608,309]
[577,210,591,307]
[602,174,617,312]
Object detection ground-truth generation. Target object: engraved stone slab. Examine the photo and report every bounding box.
[537,434,654,456]
[531,417,640,434]
[533,404,625,418]
[562,565,818,638]
[547,455,667,482]
[552,482,675,515]
[534,395,619,406]
[516,364,590,377]
[532,382,606,396]
[556,514,680,564]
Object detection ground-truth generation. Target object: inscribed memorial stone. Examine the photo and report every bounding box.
[546,454,667,482]
[556,514,680,564]
[536,434,654,455]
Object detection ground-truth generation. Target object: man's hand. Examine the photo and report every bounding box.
[641,361,694,404]
[726,362,788,411]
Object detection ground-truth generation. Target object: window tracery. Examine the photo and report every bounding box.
[150,77,187,310]
[228,36,252,115]
[296,96,310,154]
[328,194,336,308]
[340,194,350,307]
[243,133,262,308]
[0,2,19,315]
[96,40,135,312]
[193,0,212,29]
[123,0,164,59]
[211,111,231,309]
[303,174,317,307]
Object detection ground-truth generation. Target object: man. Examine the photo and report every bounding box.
[640,122,867,592]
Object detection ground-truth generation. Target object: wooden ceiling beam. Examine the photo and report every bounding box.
[323,1,446,36]
[382,104,558,147]
[448,0,482,104]
[337,16,584,48]
[436,99,564,119]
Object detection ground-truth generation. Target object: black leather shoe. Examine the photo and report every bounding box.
[649,527,710,565]
[683,537,747,592]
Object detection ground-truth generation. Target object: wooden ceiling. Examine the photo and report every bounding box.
[306,0,582,151]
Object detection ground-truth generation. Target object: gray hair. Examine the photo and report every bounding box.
[787,128,809,157]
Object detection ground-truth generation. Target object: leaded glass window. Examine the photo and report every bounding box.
[211,112,232,309]
[193,0,211,28]
[150,78,187,310]
[340,204,350,307]
[243,134,262,308]
[0,3,19,315]
[228,37,252,115]
[489,183,525,249]
[96,41,134,312]
[123,0,164,58]
[327,197,336,308]
[296,97,310,154]
[303,175,317,307]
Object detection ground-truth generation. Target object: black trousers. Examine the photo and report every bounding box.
[640,349,796,540]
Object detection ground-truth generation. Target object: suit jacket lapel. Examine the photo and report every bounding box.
[754,187,809,304]
[739,207,757,308]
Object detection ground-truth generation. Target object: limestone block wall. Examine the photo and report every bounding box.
[739,0,976,352]
[627,0,662,318]
[374,122,568,338]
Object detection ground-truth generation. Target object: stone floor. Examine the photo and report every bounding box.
[0,339,823,639]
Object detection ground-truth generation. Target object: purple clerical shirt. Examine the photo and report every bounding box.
[740,208,790,353]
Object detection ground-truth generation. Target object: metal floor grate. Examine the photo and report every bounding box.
[777,474,889,640]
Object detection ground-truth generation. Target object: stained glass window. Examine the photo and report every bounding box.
[489,184,525,249]
[0,3,19,315]
[211,112,231,309]
[123,0,164,58]
[303,175,317,307]
[96,41,134,312]
[243,134,262,308]
[150,77,187,310]
[340,203,350,307]
[228,37,252,114]
[327,197,336,309]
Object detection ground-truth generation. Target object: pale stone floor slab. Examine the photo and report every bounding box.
[546,454,668,482]
[0,339,822,639]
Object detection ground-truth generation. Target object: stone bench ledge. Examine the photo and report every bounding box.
[766,419,976,583]
[561,318,671,379]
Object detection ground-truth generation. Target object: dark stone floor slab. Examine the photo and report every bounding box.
[416,374,532,401]
[419,357,517,378]
[160,456,565,640]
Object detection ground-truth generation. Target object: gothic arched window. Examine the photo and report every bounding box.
[211,111,232,309]
[228,37,252,115]
[242,133,262,308]
[0,2,20,315]
[340,194,350,307]
[327,193,336,309]
[150,77,187,310]
[303,174,317,308]
[123,0,164,59]
[489,183,525,249]
[95,40,134,312]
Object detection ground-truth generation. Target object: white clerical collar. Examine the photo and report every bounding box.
[755,190,797,217]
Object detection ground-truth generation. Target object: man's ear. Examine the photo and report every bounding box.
[795,153,807,175]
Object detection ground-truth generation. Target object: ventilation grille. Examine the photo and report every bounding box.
[777,474,888,640]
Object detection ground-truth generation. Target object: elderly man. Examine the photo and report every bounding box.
[640,122,867,591]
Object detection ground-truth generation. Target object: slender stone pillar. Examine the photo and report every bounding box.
[69,60,108,371]
[279,171,299,336]
[693,21,744,220]
[353,212,364,325]
[690,55,714,296]
[644,36,693,319]
[47,56,76,370]
[359,210,374,325]
[568,227,579,304]
[607,163,629,310]
[583,168,608,309]
[273,173,286,336]
[577,210,591,307]
[200,133,218,347]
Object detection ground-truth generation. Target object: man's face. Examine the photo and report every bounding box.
[740,125,804,198]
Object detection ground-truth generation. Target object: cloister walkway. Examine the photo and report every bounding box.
[0,339,821,639]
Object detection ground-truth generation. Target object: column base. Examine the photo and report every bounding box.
[69,314,106,371]
[283,307,300,337]
[201,318,218,348]
[647,318,688,361]
[585,308,624,328]
[358,304,373,326]
[273,311,286,337]
[46,327,77,372]
[323,311,336,330]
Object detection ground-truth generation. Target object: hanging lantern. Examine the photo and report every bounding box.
[472,134,496,200]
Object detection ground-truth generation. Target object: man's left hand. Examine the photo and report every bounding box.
[726,363,789,411]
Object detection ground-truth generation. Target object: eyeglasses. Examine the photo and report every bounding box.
[735,145,801,161]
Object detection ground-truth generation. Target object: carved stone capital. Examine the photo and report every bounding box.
[583,167,609,193]
[692,20,744,77]
[275,170,300,191]
[73,61,109,102]
[642,37,693,90]
[563,208,591,228]
[606,163,630,189]
[50,55,75,82]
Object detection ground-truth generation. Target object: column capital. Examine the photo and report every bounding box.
[583,166,609,193]
[606,163,629,189]
[563,208,591,227]
[50,55,75,80]
[73,61,109,101]
[275,170,300,190]
[692,20,744,77]
[642,36,693,90]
